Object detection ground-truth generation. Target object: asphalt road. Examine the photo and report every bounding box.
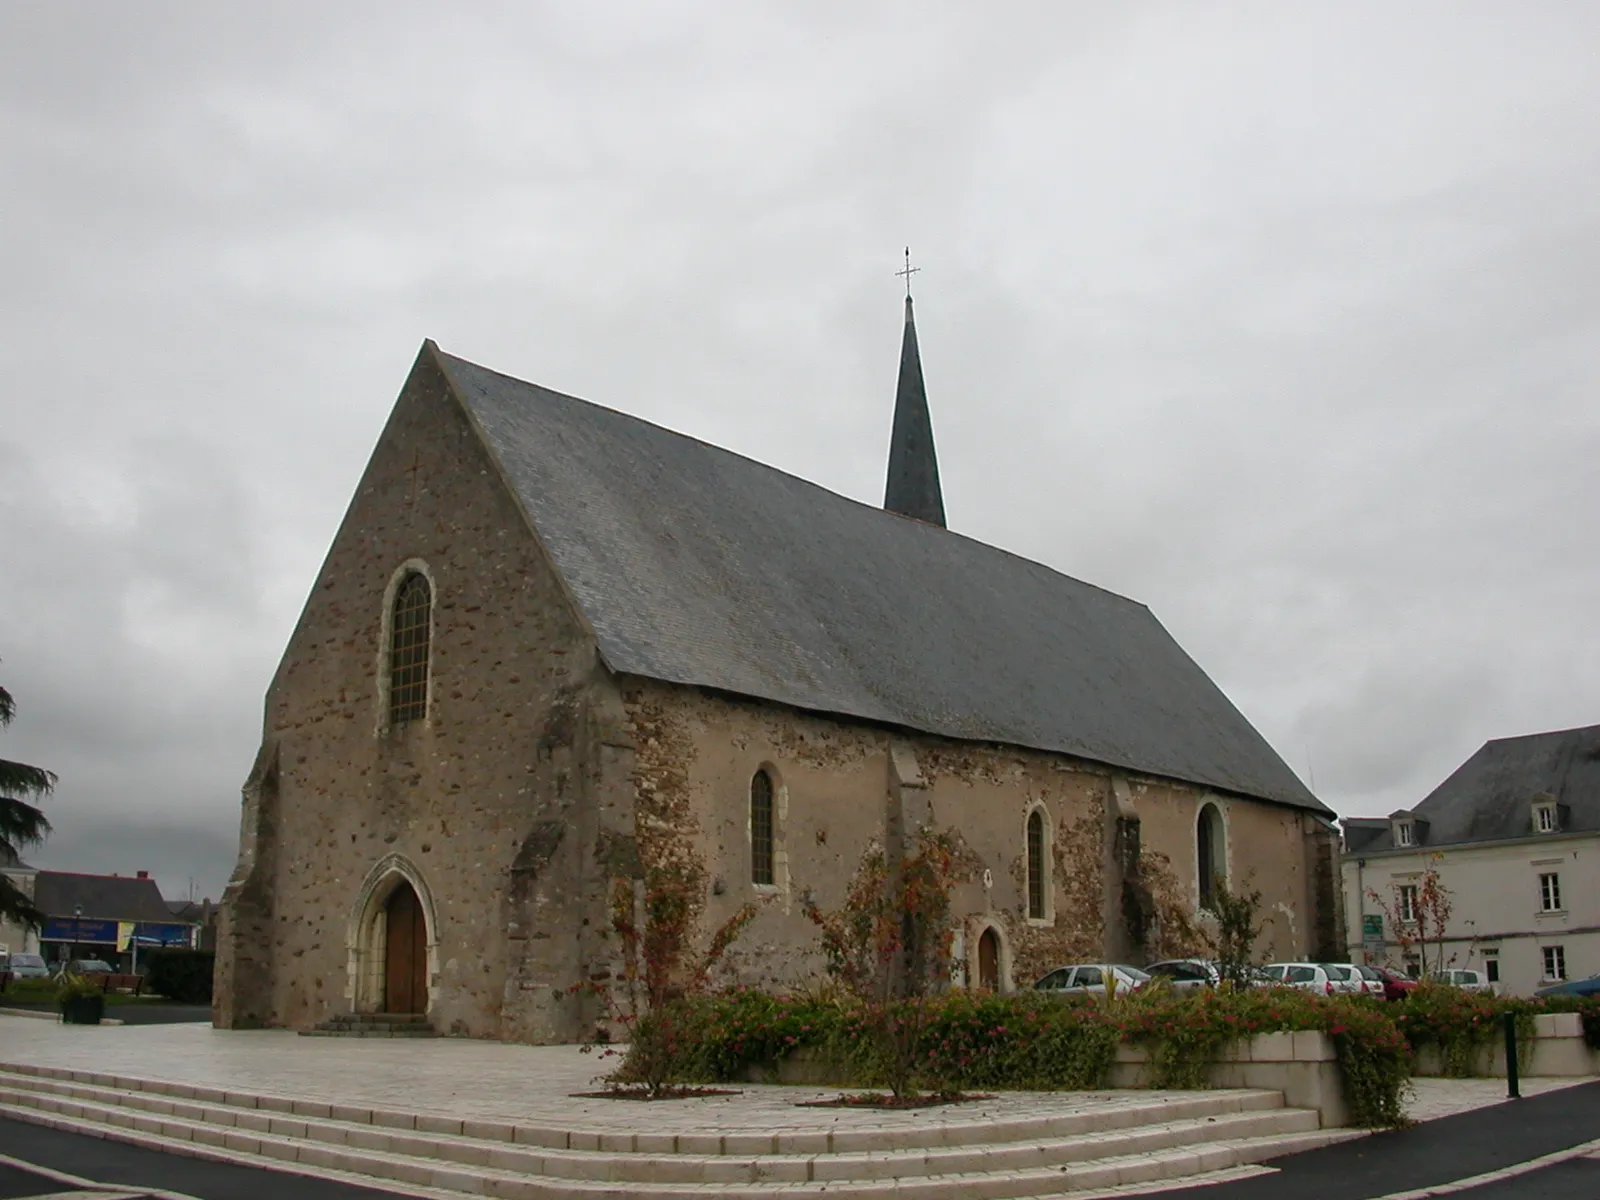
[1181,1078,1600,1198]
[0,1082,1595,1199]
[0,1118,399,1199]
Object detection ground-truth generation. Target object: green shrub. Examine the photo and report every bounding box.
[619,984,1410,1127]
[143,949,215,1004]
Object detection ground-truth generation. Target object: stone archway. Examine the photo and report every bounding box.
[977,927,1001,992]
[347,856,438,1016]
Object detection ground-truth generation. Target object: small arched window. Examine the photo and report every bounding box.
[1197,802,1225,909]
[1026,810,1046,920]
[389,572,432,726]
[750,769,775,886]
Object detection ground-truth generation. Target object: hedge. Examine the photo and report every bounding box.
[143,949,215,1004]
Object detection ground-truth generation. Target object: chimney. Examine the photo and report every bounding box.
[137,870,148,879]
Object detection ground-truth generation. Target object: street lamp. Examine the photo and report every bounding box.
[72,903,83,964]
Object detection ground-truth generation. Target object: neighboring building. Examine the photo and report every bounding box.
[0,850,40,957]
[215,297,1340,1042]
[24,871,193,970]
[1342,723,1600,995]
[167,898,218,952]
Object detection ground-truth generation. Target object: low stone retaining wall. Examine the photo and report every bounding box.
[747,1030,1348,1128]
[1110,1031,1346,1129]
[1413,1012,1600,1078]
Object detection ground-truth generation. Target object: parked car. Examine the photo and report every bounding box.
[1353,964,1391,998]
[1,953,50,980]
[1371,966,1418,1002]
[1432,968,1494,995]
[1318,964,1370,995]
[1259,963,1336,995]
[1536,974,1600,998]
[1144,960,1220,991]
[1033,964,1151,995]
[54,959,115,978]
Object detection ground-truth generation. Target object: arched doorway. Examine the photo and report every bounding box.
[383,881,428,1014]
[977,927,1000,992]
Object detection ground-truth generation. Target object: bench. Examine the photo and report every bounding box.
[93,973,145,995]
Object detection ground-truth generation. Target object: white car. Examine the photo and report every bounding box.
[1259,962,1336,995]
[1033,964,1151,996]
[1319,964,1375,996]
[1433,968,1495,995]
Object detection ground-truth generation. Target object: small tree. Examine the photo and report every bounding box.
[1367,860,1454,977]
[803,829,974,1098]
[599,867,756,1097]
[1203,876,1265,987]
[0,670,54,927]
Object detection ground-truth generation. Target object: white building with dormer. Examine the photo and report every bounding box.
[1341,724,1600,996]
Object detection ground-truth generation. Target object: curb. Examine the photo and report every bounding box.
[1371,1135,1600,1200]
[0,1006,125,1025]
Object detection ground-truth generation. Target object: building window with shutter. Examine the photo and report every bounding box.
[1543,945,1567,981]
[1540,872,1563,912]
[750,769,775,887]
[1398,884,1419,924]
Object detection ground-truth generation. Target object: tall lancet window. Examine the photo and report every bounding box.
[1197,803,1225,910]
[389,572,432,726]
[750,769,775,886]
[1026,811,1047,920]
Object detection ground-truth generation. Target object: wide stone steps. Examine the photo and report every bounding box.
[0,1064,1355,1199]
[303,1012,440,1038]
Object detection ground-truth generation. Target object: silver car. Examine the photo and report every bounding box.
[2,953,50,980]
[1144,959,1220,991]
[1033,964,1151,995]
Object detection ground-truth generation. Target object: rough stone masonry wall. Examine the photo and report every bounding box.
[621,681,1317,996]
[214,350,610,1041]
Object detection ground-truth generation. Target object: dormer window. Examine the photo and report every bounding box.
[1534,802,1559,834]
[1395,821,1415,848]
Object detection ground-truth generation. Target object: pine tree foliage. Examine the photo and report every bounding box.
[0,675,54,927]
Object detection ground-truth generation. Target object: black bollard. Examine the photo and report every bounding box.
[1504,1011,1520,1099]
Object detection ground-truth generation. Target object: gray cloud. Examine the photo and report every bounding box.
[3,2,1599,900]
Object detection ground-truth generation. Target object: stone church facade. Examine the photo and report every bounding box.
[215,303,1340,1041]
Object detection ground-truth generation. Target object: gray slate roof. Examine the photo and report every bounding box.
[435,344,1325,813]
[34,872,173,923]
[1354,724,1600,851]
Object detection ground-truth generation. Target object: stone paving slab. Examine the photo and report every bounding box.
[0,1017,1587,1141]
[0,1019,1237,1139]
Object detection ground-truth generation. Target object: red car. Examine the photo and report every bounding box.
[1369,966,1417,1002]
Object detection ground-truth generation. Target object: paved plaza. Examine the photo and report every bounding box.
[0,1017,1584,1138]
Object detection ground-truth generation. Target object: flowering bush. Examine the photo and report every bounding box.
[623,984,1411,1127]
[1392,985,1600,1075]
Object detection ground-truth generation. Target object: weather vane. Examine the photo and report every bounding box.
[895,247,920,298]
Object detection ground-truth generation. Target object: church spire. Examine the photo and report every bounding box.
[883,254,947,528]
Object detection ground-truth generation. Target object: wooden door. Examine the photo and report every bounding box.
[383,882,428,1014]
[977,928,1000,992]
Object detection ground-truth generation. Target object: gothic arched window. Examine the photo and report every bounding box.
[1197,802,1225,909]
[750,769,775,886]
[389,572,432,726]
[1026,810,1047,920]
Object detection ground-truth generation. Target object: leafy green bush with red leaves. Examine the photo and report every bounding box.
[1392,984,1600,1076]
[630,984,1410,1127]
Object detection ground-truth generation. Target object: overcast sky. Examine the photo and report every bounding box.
[3,3,1597,903]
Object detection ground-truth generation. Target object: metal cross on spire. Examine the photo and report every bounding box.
[895,247,920,298]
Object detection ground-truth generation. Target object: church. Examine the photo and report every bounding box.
[214,293,1340,1041]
